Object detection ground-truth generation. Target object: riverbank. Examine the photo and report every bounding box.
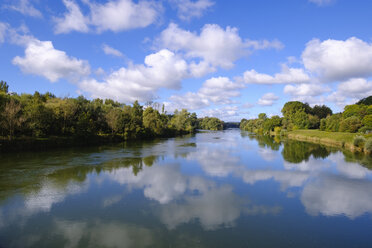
[0,132,193,153]
[285,130,371,153]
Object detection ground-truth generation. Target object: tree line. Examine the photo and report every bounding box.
[240,96,372,134]
[0,81,223,141]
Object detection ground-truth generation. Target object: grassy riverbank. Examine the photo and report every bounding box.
[286,130,372,153]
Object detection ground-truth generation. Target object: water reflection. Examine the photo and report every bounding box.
[1,130,372,247]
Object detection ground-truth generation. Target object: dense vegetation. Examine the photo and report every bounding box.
[0,81,223,142]
[240,97,372,135]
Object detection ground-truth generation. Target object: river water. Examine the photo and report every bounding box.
[0,129,372,247]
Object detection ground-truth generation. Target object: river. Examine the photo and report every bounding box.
[0,129,372,247]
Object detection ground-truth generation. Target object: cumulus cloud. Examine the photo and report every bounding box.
[159,185,243,230]
[54,0,89,34]
[12,39,91,82]
[3,0,42,18]
[257,93,279,106]
[242,170,310,190]
[325,78,372,108]
[284,84,329,97]
[302,37,372,82]
[243,66,310,85]
[54,0,161,34]
[169,0,214,21]
[301,175,372,219]
[79,49,189,102]
[168,77,244,111]
[102,43,124,57]
[87,0,161,33]
[337,78,372,99]
[201,106,240,120]
[157,23,282,69]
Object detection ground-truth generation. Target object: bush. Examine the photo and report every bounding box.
[340,116,362,133]
[353,135,366,148]
[274,126,281,135]
[365,138,372,153]
[359,126,372,134]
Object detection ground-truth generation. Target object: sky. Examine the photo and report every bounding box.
[1,0,372,121]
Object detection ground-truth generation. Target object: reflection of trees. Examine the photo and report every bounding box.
[342,150,372,170]
[0,154,160,203]
[281,140,331,163]
[245,134,281,151]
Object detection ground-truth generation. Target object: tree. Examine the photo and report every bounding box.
[105,107,122,134]
[339,116,362,133]
[0,81,9,93]
[357,96,372,105]
[143,107,164,135]
[281,101,310,130]
[311,105,332,119]
[1,99,24,140]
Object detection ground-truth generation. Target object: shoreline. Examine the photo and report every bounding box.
[284,130,370,154]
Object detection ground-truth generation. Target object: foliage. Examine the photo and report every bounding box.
[339,116,362,133]
[353,135,366,148]
[311,105,332,119]
[0,82,216,141]
[365,138,372,152]
[198,117,224,131]
[0,81,9,93]
[357,96,372,105]
[241,96,372,136]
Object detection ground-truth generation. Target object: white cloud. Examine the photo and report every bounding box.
[87,0,161,33]
[242,170,310,190]
[3,0,42,18]
[301,175,372,219]
[308,0,334,6]
[157,23,282,69]
[337,78,372,99]
[79,49,189,102]
[199,77,243,104]
[201,106,240,120]
[54,0,89,34]
[168,77,243,111]
[325,78,372,108]
[257,93,279,106]
[159,185,242,230]
[102,43,124,57]
[169,0,214,21]
[284,84,329,97]
[54,0,161,34]
[12,39,91,82]
[243,66,310,85]
[302,37,372,82]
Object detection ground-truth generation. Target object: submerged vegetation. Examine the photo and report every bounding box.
[0,81,223,150]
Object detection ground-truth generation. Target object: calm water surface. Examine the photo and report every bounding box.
[1,129,372,247]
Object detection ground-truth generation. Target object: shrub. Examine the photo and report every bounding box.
[274,126,281,135]
[353,135,366,148]
[365,138,372,153]
[340,116,362,133]
[359,126,372,134]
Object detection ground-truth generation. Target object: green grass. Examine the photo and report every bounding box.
[288,129,359,144]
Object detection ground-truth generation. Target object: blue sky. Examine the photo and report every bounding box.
[1,0,372,121]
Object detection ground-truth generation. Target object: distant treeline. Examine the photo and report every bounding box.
[0,81,223,141]
[240,96,372,134]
